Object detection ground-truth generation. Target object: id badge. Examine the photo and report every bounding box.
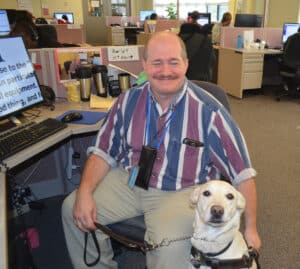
[128,166,139,189]
[135,145,157,190]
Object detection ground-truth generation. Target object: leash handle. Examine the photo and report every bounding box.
[84,231,100,267]
[248,247,261,269]
[94,221,154,252]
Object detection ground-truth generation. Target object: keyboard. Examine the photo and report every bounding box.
[0,118,67,161]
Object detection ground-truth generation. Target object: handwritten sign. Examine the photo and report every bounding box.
[108,46,139,62]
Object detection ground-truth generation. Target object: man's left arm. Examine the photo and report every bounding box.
[237,178,262,251]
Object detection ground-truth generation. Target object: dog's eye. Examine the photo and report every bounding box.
[226,193,234,200]
[203,190,211,197]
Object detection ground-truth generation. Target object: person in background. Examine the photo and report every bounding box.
[57,14,69,24]
[8,9,39,49]
[212,12,232,44]
[178,23,215,81]
[187,10,201,25]
[62,31,261,269]
[149,12,158,20]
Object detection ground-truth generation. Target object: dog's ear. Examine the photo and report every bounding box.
[236,191,246,211]
[190,187,202,208]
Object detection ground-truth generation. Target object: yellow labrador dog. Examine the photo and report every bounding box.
[189,180,257,269]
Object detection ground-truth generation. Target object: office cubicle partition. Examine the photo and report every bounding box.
[220,27,282,48]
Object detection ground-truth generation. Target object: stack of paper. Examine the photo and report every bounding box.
[89,94,116,110]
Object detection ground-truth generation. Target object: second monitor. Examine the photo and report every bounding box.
[234,14,263,27]
[197,13,211,25]
[53,12,74,24]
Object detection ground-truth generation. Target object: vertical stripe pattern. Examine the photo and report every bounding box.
[89,81,255,191]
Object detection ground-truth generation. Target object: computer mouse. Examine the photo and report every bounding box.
[61,112,83,123]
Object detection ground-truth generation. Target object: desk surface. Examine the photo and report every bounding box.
[219,46,283,55]
[0,101,105,269]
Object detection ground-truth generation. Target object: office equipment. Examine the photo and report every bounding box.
[139,10,155,21]
[282,23,300,44]
[60,112,83,123]
[57,110,107,124]
[197,13,211,25]
[53,12,74,24]
[0,118,67,161]
[0,101,105,269]
[0,36,44,122]
[234,14,263,27]
[277,31,300,101]
[0,10,10,36]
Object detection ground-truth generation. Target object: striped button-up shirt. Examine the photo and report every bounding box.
[88,80,256,191]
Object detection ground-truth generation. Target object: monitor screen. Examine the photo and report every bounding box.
[282,23,300,43]
[53,12,74,24]
[234,14,263,27]
[0,36,44,121]
[0,10,10,36]
[197,13,211,25]
[139,10,155,21]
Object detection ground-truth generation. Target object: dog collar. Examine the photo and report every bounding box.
[190,245,258,269]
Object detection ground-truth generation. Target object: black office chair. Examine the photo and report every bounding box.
[276,32,300,101]
[37,25,63,48]
[107,81,231,268]
[178,23,215,81]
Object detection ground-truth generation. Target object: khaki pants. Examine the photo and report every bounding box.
[62,168,195,269]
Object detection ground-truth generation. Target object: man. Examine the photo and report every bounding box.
[62,32,261,269]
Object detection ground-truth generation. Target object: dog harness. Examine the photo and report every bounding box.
[190,244,259,269]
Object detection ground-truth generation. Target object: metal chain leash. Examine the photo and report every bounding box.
[147,234,192,250]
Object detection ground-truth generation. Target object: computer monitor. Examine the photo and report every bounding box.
[282,23,300,43]
[53,12,74,24]
[0,10,10,36]
[0,36,44,121]
[234,14,263,27]
[139,10,155,21]
[197,13,211,25]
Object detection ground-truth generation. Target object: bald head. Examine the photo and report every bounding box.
[143,32,187,61]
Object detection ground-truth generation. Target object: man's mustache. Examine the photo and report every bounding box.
[153,74,178,80]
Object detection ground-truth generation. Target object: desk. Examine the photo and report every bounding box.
[0,102,105,269]
[217,47,282,98]
[137,32,153,45]
[107,26,143,45]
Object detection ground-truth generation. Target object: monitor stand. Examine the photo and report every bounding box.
[0,113,25,133]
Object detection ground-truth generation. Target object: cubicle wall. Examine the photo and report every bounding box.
[220,27,282,48]
[29,45,145,98]
[144,19,184,33]
[52,24,87,44]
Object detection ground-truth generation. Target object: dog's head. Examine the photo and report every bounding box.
[190,180,245,227]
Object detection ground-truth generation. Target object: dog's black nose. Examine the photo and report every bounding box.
[211,205,224,218]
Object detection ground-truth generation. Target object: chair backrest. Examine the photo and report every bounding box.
[37,25,62,48]
[283,33,300,69]
[191,80,231,113]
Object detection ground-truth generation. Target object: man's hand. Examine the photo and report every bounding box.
[244,226,262,251]
[71,154,110,232]
[73,190,97,232]
[238,179,262,252]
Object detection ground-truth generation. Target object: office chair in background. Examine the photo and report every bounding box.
[107,80,231,269]
[276,32,300,101]
[178,23,215,81]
